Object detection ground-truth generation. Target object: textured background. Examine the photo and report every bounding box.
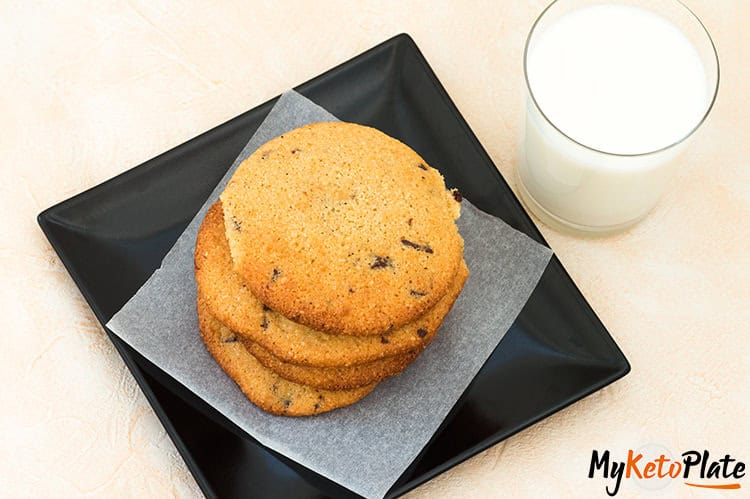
[1,1,748,497]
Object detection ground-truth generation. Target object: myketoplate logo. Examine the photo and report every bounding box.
[589,444,745,496]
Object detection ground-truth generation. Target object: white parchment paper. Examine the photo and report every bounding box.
[107,91,553,498]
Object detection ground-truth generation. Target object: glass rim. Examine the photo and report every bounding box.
[523,0,721,158]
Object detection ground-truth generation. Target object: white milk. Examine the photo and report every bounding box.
[519,3,714,230]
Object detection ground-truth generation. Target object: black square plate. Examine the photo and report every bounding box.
[38,34,629,498]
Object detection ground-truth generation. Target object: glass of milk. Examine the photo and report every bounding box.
[518,0,719,233]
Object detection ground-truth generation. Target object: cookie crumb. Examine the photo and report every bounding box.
[452,189,462,203]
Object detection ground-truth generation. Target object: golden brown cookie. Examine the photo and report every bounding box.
[239,337,418,390]
[219,122,463,335]
[195,202,469,367]
[197,295,376,416]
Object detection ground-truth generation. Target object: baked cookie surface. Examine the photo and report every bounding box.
[219,122,463,335]
[195,202,468,367]
[197,295,375,416]
[240,338,418,390]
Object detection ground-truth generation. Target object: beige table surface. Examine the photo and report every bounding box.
[1,1,748,497]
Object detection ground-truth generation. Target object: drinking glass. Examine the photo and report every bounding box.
[518,0,719,233]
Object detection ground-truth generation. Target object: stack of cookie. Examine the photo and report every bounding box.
[195,122,467,416]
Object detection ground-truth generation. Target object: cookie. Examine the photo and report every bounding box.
[240,336,419,390]
[195,202,469,367]
[197,295,376,416]
[219,121,463,335]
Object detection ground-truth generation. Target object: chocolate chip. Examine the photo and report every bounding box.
[401,239,434,254]
[260,303,270,329]
[407,218,413,226]
[349,287,355,293]
[417,162,428,171]
[410,289,426,297]
[380,336,389,344]
[417,328,428,338]
[291,148,302,154]
[313,402,320,411]
[282,399,292,409]
[271,268,281,281]
[220,327,237,343]
[260,150,271,160]
[231,216,242,232]
[370,256,392,269]
[452,189,462,203]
